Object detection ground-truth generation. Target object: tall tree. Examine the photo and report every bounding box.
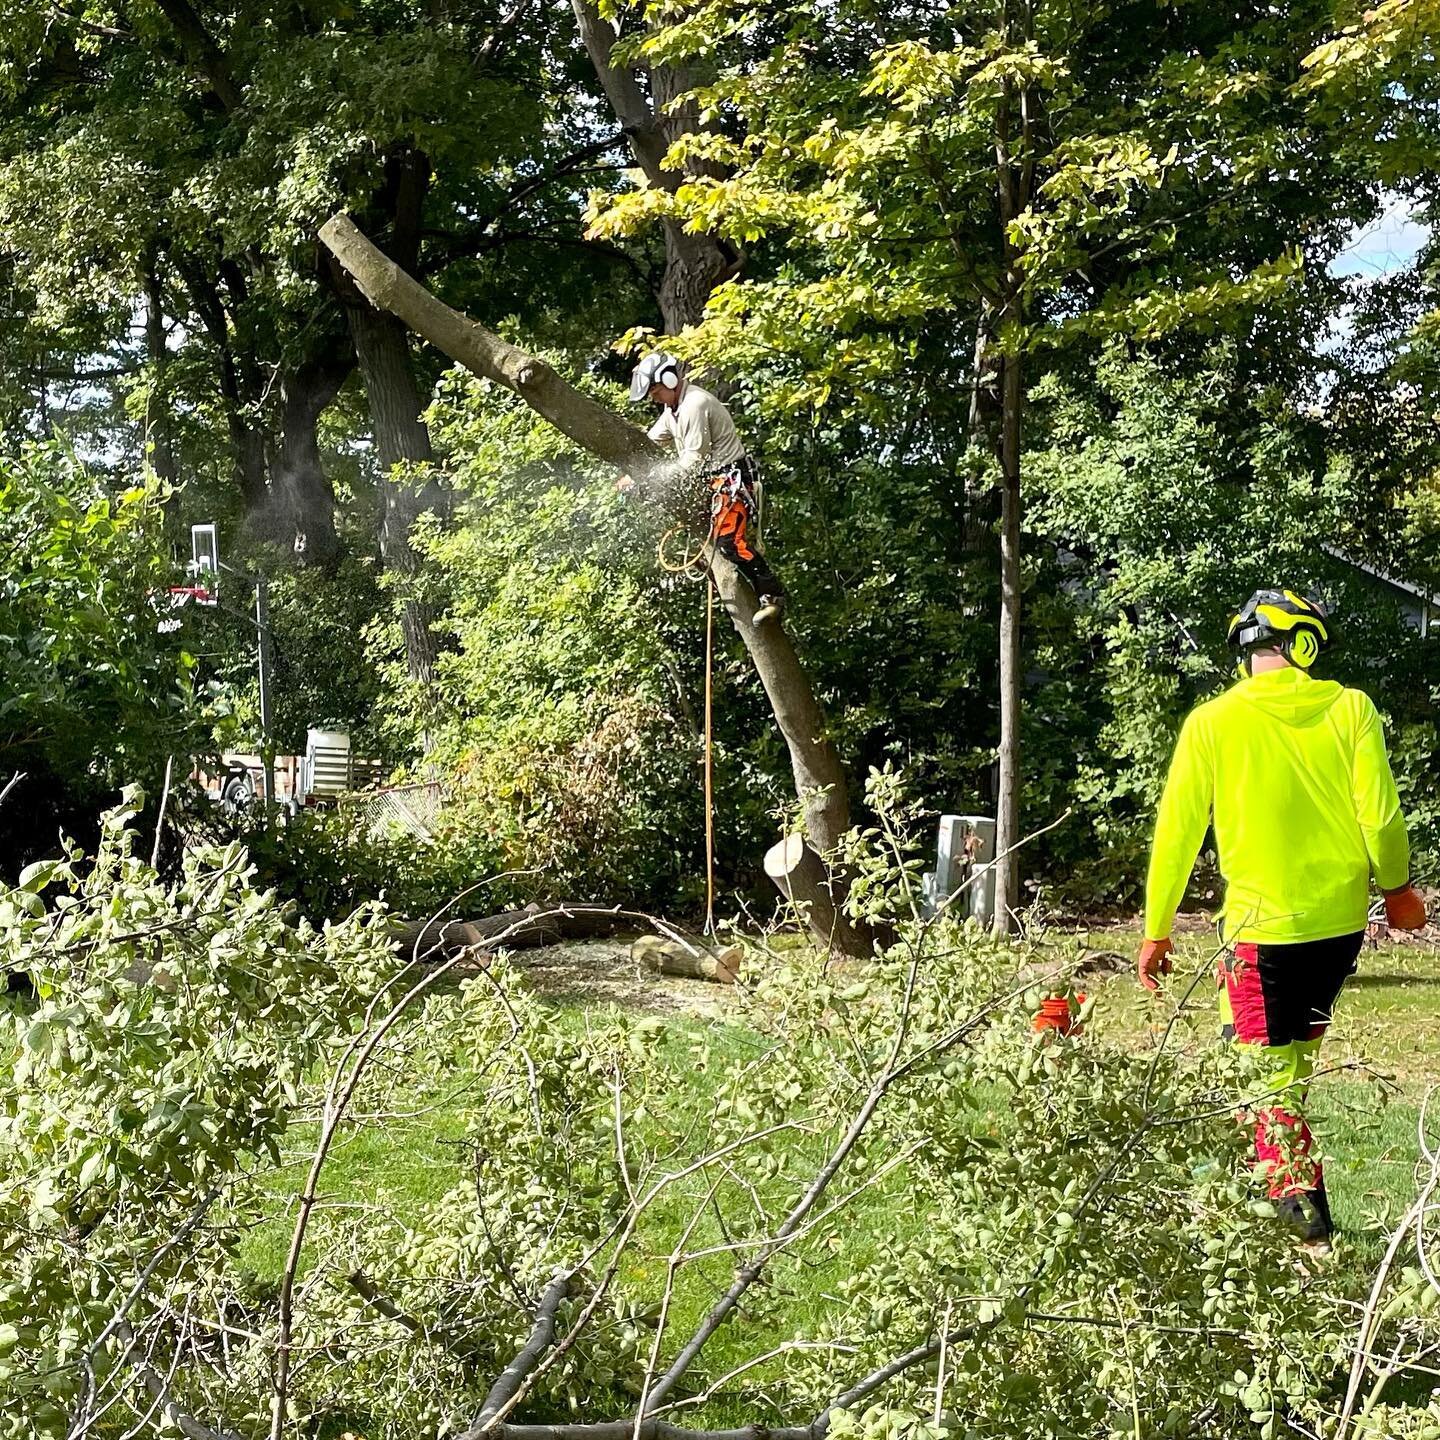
[322,213,874,952]
[0,1,600,673]
[587,0,1377,931]
[571,0,740,332]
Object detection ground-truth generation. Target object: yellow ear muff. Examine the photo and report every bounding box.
[1290,628,1320,668]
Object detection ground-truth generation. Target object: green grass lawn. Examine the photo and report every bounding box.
[233,926,1440,1432]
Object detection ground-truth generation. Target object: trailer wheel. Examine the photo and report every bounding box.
[219,769,256,815]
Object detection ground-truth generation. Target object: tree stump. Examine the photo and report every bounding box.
[764,833,873,959]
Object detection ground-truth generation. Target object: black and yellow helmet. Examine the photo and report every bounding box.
[1228,588,1331,670]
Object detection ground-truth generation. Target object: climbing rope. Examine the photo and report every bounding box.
[657,524,710,577]
[656,526,716,933]
[703,577,716,936]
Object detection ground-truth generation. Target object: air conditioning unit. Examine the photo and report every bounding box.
[303,729,352,800]
[921,814,997,925]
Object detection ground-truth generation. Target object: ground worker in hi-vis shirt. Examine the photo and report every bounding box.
[1139,588,1427,1251]
[619,352,785,624]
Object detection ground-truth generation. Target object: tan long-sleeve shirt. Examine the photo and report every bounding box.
[647,382,745,479]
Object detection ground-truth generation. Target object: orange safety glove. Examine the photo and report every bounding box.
[1137,937,1174,992]
[1383,883,1427,932]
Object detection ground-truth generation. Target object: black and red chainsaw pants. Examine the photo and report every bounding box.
[1218,931,1362,1198]
[708,458,783,603]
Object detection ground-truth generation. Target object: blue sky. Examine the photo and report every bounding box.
[1331,193,1431,279]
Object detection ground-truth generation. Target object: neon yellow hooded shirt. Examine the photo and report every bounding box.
[1144,667,1410,945]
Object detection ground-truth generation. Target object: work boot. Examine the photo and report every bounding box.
[1276,1183,1333,1254]
[753,595,784,625]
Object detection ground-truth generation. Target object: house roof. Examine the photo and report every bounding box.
[1320,544,1438,606]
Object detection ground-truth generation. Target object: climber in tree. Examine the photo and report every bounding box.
[619,352,785,624]
[1139,588,1426,1251]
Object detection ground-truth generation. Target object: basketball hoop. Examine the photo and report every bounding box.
[157,584,216,634]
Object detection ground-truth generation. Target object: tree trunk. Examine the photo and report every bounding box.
[330,144,445,686]
[320,215,867,952]
[658,226,736,334]
[391,902,633,958]
[274,333,350,568]
[176,258,269,512]
[992,343,1022,936]
[990,51,1030,938]
[142,261,178,491]
[633,934,740,983]
[571,0,738,333]
[345,298,442,684]
[764,833,872,958]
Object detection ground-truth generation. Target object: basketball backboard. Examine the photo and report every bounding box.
[191,523,219,580]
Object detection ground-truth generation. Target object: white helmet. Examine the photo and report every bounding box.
[629,351,682,402]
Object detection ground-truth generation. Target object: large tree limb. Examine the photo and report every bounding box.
[322,214,652,467]
[152,0,244,110]
[569,0,740,332]
[473,1270,576,1428]
[318,215,865,945]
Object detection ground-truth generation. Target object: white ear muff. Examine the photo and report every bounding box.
[659,366,679,388]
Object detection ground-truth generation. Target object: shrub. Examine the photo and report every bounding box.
[0,442,204,873]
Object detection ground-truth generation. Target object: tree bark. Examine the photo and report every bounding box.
[992,344,1022,936]
[343,299,442,683]
[176,258,269,512]
[763,834,871,958]
[989,22,1034,937]
[632,935,740,983]
[274,331,351,567]
[142,259,178,491]
[570,0,738,332]
[390,903,634,959]
[151,0,244,110]
[320,215,864,947]
[330,145,445,685]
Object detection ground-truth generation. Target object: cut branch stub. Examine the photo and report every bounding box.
[764,833,872,959]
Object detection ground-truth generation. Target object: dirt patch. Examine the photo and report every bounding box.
[509,936,738,1020]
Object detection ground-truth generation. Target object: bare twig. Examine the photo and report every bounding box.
[109,1323,244,1440]
[1332,1088,1440,1440]
[635,1177,724,1435]
[70,1186,224,1438]
[656,1342,859,1417]
[932,1299,954,1427]
[466,1118,814,1435]
[151,755,174,870]
[271,901,602,1440]
[639,974,1014,1415]
[493,1424,810,1440]
[614,1064,638,1209]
